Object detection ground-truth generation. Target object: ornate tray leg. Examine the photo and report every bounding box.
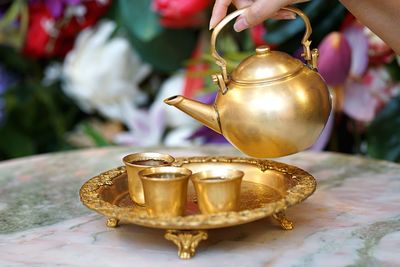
[272,211,294,230]
[165,230,208,259]
[106,217,119,228]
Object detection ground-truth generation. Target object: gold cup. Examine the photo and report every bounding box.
[123,152,175,206]
[139,166,192,217]
[191,169,244,214]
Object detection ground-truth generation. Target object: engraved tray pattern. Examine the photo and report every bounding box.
[79,156,316,230]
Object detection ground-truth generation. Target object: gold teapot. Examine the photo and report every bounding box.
[164,7,332,158]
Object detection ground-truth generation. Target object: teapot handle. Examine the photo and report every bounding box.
[211,6,318,85]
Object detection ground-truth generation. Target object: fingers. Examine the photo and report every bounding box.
[210,0,307,32]
[210,0,253,30]
[271,10,296,20]
[234,0,296,32]
[233,0,255,9]
[209,0,232,30]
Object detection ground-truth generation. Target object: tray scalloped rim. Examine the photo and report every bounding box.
[79,156,316,230]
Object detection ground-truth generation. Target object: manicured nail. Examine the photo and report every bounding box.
[209,17,216,30]
[282,14,296,20]
[234,16,249,32]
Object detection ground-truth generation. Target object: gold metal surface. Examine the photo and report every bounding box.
[164,95,221,134]
[165,230,208,259]
[139,166,191,217]
[122,152,174,206]
[210,6,315,82]
[191,169,244,214]
[106,217,119,228]
[80,156,316,259]
[80,156,316,230]
[272,211,294,230]
[164,6,332,158]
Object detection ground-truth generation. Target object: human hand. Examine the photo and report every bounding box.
[209,0,309,32]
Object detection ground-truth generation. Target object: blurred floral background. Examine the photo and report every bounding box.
[0,0,399,162]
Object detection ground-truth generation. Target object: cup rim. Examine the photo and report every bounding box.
[123,152,175,167]
[139,166,192,182]
[190,169,244,183]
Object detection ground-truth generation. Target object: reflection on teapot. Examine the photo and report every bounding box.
[165,7,332,158]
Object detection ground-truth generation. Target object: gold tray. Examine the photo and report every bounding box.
[80,156,316,259]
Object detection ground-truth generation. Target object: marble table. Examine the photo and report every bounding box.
[0,145,399,267]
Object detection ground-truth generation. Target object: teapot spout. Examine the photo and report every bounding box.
[164,95,222,134]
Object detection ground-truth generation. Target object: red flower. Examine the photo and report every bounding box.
[183,37,208,98]
[250,24,268,47]
[153,0,211,28]
[23,3,52,58]
[23,0,111,58]
[363,27,394,65]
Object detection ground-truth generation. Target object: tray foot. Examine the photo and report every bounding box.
[106,217,119,228]
[272,212,294,230]
[165,230,208,259]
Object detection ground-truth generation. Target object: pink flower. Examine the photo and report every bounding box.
[343,67,399,122]
[113,103,166,146]
[310,109,334,151]
[317,32,352,86]
[343,25,369,78]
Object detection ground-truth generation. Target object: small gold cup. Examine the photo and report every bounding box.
[123,152,175,206]
[139,166,192,217]
[191,169,244,214]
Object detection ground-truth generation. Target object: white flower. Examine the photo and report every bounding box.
[41,18,58,38]
[62,20,151,124]
[42,62,62,86]
[113,72,201,147]
[154,72,199,128]
[64,5,87,21]
[113,101,166,146]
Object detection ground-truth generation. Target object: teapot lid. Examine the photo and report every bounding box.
[230,45,304,84]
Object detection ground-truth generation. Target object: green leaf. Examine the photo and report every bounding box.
[118,0,161,42]
[0,127,35,158]
[0,46,40,75]
[367,96,400,162]
[0,0,28,49]
[264,0,346,53]
[386,59,400,82]
[127,28,198,72]
[217,34,239,54]
[0,0,23,28]
[82,123,110,147]
[117,0,198,72]
[1,80,84,160]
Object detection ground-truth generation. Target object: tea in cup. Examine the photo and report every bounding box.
[191,169,244,214]
[139,166,191,217]
[123,152,175,206]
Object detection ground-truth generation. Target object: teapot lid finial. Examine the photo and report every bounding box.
[255,45,270,55]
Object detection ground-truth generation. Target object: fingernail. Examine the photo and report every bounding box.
[283,14,296,20]
[209,18,216,30]
[234,16,249,32]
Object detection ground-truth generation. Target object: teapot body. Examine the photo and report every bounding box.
[164,7,333,158]
[216,64,331,158]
